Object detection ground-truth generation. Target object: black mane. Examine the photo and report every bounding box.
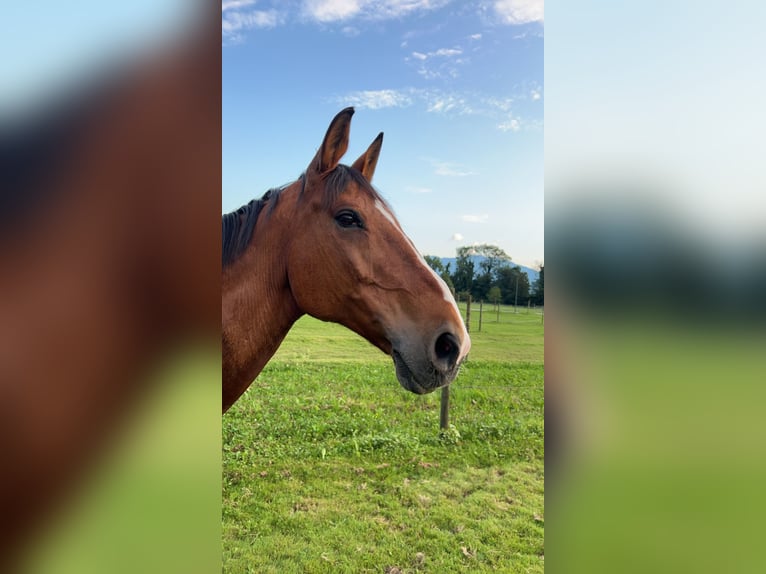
[0,74,121,228]
[222,187,280,267]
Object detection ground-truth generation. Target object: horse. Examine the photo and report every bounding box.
[222,107,471,412]
[0,7,220,568]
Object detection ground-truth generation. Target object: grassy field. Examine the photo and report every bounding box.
[223,304,544,573]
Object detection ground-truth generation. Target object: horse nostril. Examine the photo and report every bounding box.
[434,332,460,371]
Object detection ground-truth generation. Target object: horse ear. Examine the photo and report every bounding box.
[351,132,384,182]
[310,107,354,175]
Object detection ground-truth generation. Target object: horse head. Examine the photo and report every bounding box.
[285,108,471,393]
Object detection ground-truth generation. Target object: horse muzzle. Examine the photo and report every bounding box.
[391,330,470,394]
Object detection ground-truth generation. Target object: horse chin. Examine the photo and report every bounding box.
[392,350,443,395]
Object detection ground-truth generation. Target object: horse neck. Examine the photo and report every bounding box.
[221,215,301,411]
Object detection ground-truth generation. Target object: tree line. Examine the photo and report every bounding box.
[425,244,544,307]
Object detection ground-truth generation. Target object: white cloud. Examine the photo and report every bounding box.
[407,45,465,79]
[497,117,521,132]
[432,47,462,57]
[462,214,489,223]
[484,96,513,112]
[333,87,536,131]
[451,233,464,241]
[334,88,473,115]
[427,97,454,113]
[223,9,281,36]
[303,0,449,23]
[469,33,482,40]
[304,0,362,22]
[424,91,472,114]
[493,0,544,25]
[431,160,476,177]
[531,89,541,100]
[222,0,257,11]
[222,0,453,42]
[340,89,413,109]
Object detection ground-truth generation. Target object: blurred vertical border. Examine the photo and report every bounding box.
[546,2,766,573]
[1,2,220,572]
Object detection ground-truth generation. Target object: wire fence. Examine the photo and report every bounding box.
[436,295,544,429]
[456,299,544,330]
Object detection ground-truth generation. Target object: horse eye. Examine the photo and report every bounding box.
[335,210,363,229]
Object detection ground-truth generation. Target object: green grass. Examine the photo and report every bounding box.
[223,307,544,573]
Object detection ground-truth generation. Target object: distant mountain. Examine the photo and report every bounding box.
[433,255,540,284]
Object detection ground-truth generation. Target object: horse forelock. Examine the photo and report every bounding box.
[319,164,389,212]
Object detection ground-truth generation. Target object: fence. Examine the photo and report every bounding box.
[457,299,544,331]
[439,294,544,430]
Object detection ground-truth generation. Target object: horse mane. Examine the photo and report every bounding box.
[221,165,390,267]
[222,188,278,267]
[0,74,121,228]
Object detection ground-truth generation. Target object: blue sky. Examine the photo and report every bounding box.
[223,0,543,265]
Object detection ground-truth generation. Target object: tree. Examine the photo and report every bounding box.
[488,286,502,306]
[531,265,544,306]
[456,244,511,301]
[424,255,456,296]
[496,266,530,306]
[424,255,444,274]
[451,249,475,295]
[470,244,512,279]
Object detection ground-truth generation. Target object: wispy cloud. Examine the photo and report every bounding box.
[407,45,466,80]
[223,10,281,32]
[341,89,414,110]
[493,0,544,25]
[222,1,456,43]
[429,159,476,177]
[432,47,462,57]
[222,0,258,10]
[462,214,489,223]
[425,92,472,113]
[222,1,282,43]
[334,87,534,133]
[334,88,474,115]
[303,0,361,22]
[451,233,464,241]
[469,33,482,40]
[302,0,450,23]
[497,117,520,132]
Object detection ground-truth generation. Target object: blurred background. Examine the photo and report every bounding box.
[546,2,766,573]
[1,2,220,572]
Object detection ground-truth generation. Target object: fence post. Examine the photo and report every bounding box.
[465,294,472,330]
[441,293,471,431]
[478,300,483,332]
[439,386,450,431]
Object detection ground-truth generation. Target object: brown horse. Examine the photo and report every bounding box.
[0,8,220,568]
[222,108,470,411]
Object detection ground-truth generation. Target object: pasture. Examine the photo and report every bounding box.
[222,304,544,573]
